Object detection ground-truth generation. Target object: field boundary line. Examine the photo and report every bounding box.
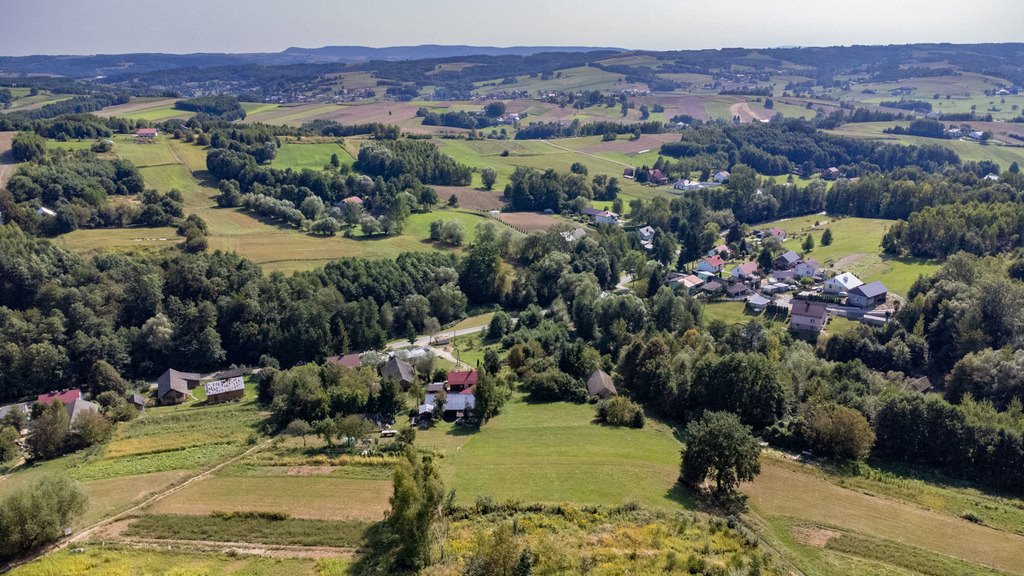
[539,140,633,168]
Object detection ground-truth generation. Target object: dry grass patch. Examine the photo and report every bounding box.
[743,456,1024,575]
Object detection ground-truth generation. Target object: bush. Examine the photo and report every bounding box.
[596,396,645,428]
[0,475,88,561]
[801,403,875,461]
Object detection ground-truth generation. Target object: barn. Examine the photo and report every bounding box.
[205,377,245,404]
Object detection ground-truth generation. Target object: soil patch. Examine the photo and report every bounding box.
[498,212,562,232]
[792,524,842,547]
[286,465,335,476]
[435,186,506,211]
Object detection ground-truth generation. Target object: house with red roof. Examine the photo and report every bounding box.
[447,370,478,392]
[696,255,726,274]
[730,261,759,280]
[136,128,158,139]
[36,389,82,406]
[326,353,362,369]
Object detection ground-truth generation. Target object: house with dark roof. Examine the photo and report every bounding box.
[326,353,362,369]
[156,369,201,405]
[702,279,725,295]
[623,167,635,179]
[790,300,827,333]
[822,167,841,180]
[726,282,750,297]
[381,356,415,387]
[649,169,669,186]
[847,281,888,308]
[447,370,478,392]
[131,393,147,411]
[585,370,617,399]
[773,250,801,270]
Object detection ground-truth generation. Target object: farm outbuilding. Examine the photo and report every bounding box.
[585,370,617,399]
[847,281,888,308]
[204,376,245,404]
[381,356,415,388]
[156,369,202,405]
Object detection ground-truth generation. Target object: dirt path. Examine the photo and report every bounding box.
[729,102,771,123]
[0,131,16,191]
[93,535,359,560]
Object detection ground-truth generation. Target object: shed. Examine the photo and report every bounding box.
[585,369,617,399]
[326,353,362,369]
[847,281,888,308]
[204,377,245,404]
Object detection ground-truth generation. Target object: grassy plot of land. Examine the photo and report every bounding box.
[145,476,392,520]
[125,514,371,548]
[743,455,1024,575]
[420,395,694,510]
[828,122,1024,165]
[271,141,353,171]
[8,547,348,576]
[764,215,940,295]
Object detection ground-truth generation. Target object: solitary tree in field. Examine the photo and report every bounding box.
[802,234,815,252]
[285,419,312,447]
[481,168,497,190]
[681,411,761,496]
[821,228,833,246]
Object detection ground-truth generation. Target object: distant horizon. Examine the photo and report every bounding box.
[1,0,1021,57]
[3,40,1024,59]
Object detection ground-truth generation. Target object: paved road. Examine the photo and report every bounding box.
[387,324,490,369]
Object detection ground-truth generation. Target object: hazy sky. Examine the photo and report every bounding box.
[1,0,1022,56]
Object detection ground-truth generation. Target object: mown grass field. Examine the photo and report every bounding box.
[763,215,940,295]
[271,141,353,171]
[829,121,1024,166]
[8,547,350,576]
[419,394,694,510]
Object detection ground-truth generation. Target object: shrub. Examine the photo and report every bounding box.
[596,396,645,428]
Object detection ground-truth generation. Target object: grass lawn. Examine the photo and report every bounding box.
[146,475,392,520]
[8,547,348,576]
[419,395,694,511]
[271,141,353,171]
[125,514,371,548]
[703,300,760,325]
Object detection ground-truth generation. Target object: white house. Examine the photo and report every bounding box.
[696,255,726,274]
[637,226,656,243]
[794,258,821,278]
[595,210,620,226]
[824,272,863,294]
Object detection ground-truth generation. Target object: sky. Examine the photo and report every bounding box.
[0,0,1022,56]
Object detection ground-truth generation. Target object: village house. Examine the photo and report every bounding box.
[65,397,100,426]
[420,392,476,421]
[696,254,726,274]
[773,250,801,270]
[131,393,147,411]
[637,226,656,244]
[731,261,759,280]
[667,272,704,293]
[768,227,787,241]
[340,196,364,206]
[623,167,635,179]
[726,282,750,298]
[156,369,202,405]
[824,272,863,294]
[205,377,245,404]
[326,352,362,369]
[585,369,618,399]
[37,389,82,406]
[381,356,415,388]
[746,294,771,311]
[708,244,732,258]
[847,280,888,308]
[673,179,703,191]
[790,300,828,334]
[701,279,725,296]
[446,370,478,392]
[560,228,587,243]
[821,167,841,180]
[794,258,821,278]
[595,210,620,226]
[648,169,669,186]
[136,127,158,139]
